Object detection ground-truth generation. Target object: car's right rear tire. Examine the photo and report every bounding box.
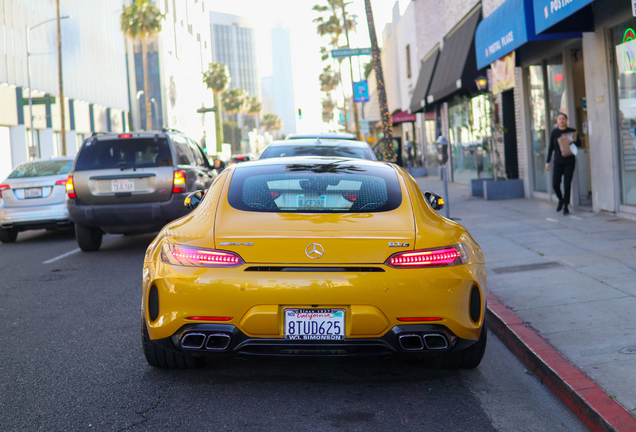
[142,320,204,369]
[75,224,103,251]
[0,227,18,243]
[426,322,488,370]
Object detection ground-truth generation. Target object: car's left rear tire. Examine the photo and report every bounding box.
[141,320,204,369]
[0,228,18,243]
[427,321,487,370]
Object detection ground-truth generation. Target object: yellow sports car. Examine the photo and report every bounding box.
[141,157,487,369]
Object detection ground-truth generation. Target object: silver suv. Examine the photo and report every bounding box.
[66,131,217,251]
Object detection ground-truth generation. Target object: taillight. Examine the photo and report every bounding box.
[65,175,76,199]
[0,184,9,198]
[161,244,244,267]
[173,170,186,193]
[386,244,469,268]
[55,179,67,186]
[118,133,132,138]
[187,316,233,321]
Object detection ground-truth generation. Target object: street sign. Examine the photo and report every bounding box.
[331,47,372,59]
[360,119,370,134]
[20,96,56,106]
[353,80,369,103]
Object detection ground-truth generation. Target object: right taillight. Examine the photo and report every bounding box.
[173,170,186,193]
[0,184,9,199]
[385,244,469,268]
[65,175,76,199]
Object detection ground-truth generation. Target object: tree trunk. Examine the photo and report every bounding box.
[337,59,347,132]
[56,0,66,155]
[214,92,224,153]
[364,0,394,161]
[141,37,152,130]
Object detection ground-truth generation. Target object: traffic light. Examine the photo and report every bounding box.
[298,108,302,119]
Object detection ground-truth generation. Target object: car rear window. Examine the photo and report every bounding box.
[227,162,401,213]
[260,145,369,160]
[74,137,172,171]
[8,160,72,178]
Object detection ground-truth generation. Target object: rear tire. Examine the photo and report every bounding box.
[427,323,488,370]
[75,224,103,251]
[141,320,204,369]
[0,228,18,243]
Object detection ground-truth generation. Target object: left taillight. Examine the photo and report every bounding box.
[173,170,186,193]
[65,175,76,199]
[385,244,469,268]
[161,244,244,268]
[0,184,10,198]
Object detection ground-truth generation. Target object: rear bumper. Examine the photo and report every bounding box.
[0,202,71,231]
[151,322,477,358]
[67,193,190,234]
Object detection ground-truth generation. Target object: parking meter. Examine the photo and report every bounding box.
[436,136,449,165]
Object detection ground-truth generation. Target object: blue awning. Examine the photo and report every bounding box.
[475,0,580,69]
[533,0,594,34]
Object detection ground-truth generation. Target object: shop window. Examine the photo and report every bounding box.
[528,65,548,193]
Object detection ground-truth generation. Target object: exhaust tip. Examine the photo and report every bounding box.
[205,333,231,350]
[181,332,206,349]
[398,334,424,351]
[423,334,449,350]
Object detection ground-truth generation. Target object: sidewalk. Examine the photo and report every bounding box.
[414,176,636,431]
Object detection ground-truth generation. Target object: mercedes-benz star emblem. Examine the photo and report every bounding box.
[305,243,325,259]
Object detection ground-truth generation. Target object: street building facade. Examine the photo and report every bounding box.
[271,25,297,137]
[0,0,130,180]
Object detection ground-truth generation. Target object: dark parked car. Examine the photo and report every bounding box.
[66,131,217,251]
[259,139,377,160]
[285,132,357,141]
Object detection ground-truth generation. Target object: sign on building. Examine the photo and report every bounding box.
[491,52,515,95]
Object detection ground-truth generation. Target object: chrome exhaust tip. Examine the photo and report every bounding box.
[423,334,449,350]
[398,334,424,351]
[181,332,206,349]
[205,333,231,350]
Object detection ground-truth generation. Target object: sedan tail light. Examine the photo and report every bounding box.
[173,170,186,193]
[386,244,469,268]
[65,175,76,199]
[0,184,9,198]
[161,244,244,267]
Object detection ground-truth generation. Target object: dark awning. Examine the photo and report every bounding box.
[408,48,439,114]
[427,8,481,103]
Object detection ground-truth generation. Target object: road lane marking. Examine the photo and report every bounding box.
[43,248,81,264]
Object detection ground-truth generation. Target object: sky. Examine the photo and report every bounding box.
[209,0,410,133]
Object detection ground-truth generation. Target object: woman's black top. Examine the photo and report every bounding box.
[547,127,581,165]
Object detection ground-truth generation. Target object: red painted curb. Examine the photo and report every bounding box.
[486,292,636,432]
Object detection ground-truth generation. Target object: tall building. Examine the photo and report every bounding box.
[271,25,297,136]
[261,76,274,116]
[209,12,260,99]
[0,0,130,179]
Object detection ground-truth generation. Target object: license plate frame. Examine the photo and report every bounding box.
[297,194,326,209]
[284,308,345,340]
[112,179,134,192]
[24,187,42,199]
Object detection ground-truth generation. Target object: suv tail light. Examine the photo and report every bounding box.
[0,184,9,198]
[55,179,67,186]
[65,175,76,199]
[161,244,244,267]
[173,170,186,193]
[386,244,469,268]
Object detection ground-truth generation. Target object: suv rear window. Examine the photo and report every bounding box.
[8,160,72,178]
[227,162,401,213]
[260,145,369,159]
[74,137,172,171]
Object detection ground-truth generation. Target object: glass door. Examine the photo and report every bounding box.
[528,65,548,192]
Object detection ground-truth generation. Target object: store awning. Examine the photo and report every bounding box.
[533,0,594,34]
[392,110,417,124]
[408,48,439,114]
[475,0,584,69]
[427,8,481,104]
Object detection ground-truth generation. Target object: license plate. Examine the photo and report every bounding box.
[297,195,326,209]
[284,309,345,340]
[112,179,134,192]
[24,187,42,199]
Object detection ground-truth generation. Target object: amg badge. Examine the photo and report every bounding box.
[388,242,410,247]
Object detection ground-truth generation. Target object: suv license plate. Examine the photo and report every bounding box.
[112,179,134,192]
[24,187,42,199]
[284,309,345,340]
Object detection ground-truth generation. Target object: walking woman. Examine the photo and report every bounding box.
[545,113,581,215]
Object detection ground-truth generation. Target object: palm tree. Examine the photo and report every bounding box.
[221,88,247,150]
[203,62,231,153]
[363,0,394,161]
[321,97,337,129]
[262,114,283,135]
[245,96,262,130]
[121,0,164,131]
[319,65,339,94]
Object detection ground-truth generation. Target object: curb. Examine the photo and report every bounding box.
[486,292,636,432]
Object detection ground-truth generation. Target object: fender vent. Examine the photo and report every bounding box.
[469,286,481,323]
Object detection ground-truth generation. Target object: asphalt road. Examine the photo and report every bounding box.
[0,229,587,432]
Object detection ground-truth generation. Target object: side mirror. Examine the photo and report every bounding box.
[184,190,204,210]
[424,191,444,211]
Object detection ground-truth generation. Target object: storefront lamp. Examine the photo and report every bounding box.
[475,75,488,92]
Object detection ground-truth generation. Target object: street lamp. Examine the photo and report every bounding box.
[475,75,488,92]
[26,15,71,157]
[136,90,159,130]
